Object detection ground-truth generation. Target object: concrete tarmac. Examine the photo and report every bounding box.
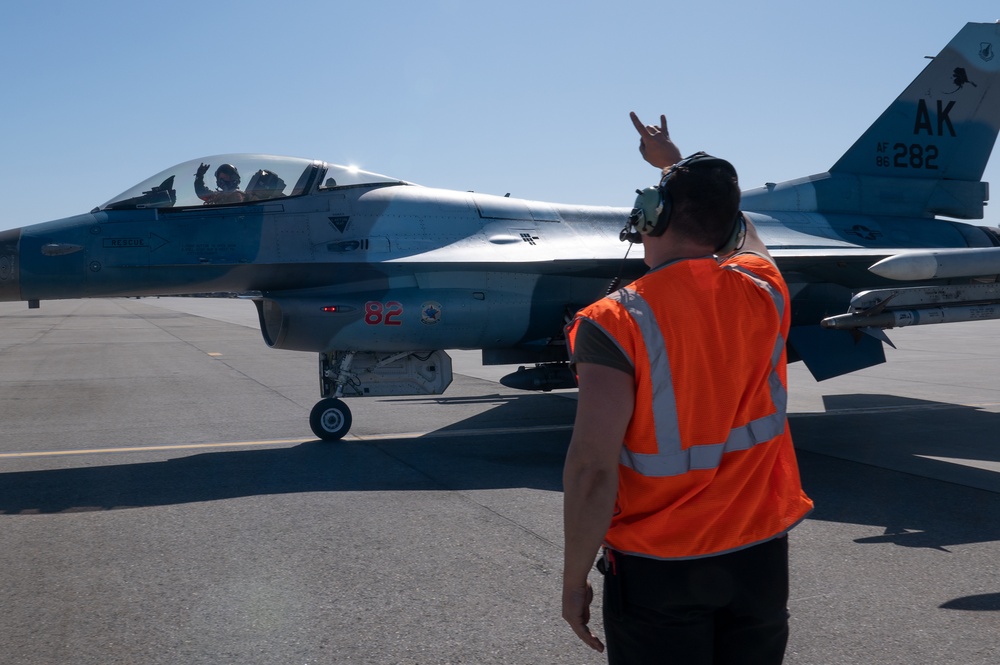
[1,297,998,664]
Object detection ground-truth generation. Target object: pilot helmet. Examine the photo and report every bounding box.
[215,164,241,190]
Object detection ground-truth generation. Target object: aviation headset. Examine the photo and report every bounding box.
[620,152,746,255]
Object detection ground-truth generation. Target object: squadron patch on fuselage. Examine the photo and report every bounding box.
[421,301,442,325]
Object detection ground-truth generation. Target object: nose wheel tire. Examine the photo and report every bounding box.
[310,398,353,441]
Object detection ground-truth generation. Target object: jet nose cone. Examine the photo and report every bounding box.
[0,227,21,302]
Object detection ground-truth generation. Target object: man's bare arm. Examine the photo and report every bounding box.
[562,363,634,653]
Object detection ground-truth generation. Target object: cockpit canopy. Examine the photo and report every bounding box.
[101,154,406,210]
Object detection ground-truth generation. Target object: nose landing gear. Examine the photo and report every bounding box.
[309,349,453,441]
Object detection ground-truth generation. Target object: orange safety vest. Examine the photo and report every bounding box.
[566,253,813,560]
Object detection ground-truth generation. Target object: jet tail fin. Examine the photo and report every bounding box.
[833,23,1000,182]
[743,23,1000,219]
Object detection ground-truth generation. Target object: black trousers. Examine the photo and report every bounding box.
[601,536,790,665]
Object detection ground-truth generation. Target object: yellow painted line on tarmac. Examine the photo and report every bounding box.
[0,438,314,459]
[0,424,575,459]
[352,423,574,441]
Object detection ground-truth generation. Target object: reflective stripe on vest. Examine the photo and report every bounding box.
[608,264,788,478]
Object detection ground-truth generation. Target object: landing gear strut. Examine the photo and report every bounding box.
[308,349,453,441]
[310,351,356,441]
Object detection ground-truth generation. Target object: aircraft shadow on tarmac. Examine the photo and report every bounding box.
[0,395,575,515]
[3,393,1000,554]
[939,593,1000,611]
[791,394,1000,559]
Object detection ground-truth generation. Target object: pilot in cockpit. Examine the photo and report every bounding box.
[195,163,246,205]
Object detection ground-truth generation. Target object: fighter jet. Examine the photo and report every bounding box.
[2,22,1000,440]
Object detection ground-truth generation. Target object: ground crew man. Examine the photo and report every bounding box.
[561,112,813,664]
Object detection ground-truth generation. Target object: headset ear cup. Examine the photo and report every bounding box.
[622,186,663,242]
[648,188,671,237]
[646,164,679,238]
[717,213,747,255]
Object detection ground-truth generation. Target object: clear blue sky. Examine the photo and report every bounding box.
[2,1,999,230]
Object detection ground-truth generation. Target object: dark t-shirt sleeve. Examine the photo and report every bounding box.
[570,319,634,375]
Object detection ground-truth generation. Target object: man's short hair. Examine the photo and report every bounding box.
[664,158,741,248]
